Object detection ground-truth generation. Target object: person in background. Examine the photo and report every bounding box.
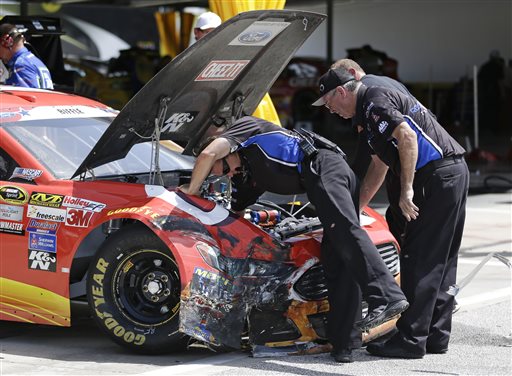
[313,67,469,359]
[478,50,506,135]
[0,23,53,89]
[193,11,222,41]
[180,115,408,364]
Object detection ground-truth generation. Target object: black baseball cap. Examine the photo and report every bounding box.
[312,68,356,106]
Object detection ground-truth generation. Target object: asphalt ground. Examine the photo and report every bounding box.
[1,190,511,376]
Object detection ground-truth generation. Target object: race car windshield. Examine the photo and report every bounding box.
[3,117,194,179]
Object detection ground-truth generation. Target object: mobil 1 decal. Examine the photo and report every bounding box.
[228,21,290,46]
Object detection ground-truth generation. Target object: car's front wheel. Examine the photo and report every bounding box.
[86,223,186,354]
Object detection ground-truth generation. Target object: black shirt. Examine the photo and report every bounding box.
[355,85,465,175]
[220,116,306,211]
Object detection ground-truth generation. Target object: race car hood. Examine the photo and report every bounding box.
[72,9,326,179]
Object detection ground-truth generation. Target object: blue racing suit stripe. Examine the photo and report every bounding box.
[404,115,443,170]
[240,131,304,167]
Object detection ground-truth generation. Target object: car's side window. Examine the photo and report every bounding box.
[0,148,19,181]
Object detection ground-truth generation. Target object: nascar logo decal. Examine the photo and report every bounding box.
[195,60,249,81]
[10,167,43,181]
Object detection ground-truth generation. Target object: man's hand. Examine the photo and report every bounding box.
[399,186,419,221]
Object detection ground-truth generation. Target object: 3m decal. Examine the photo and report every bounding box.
[195,60,249,81]
[29,192,64,208]
[27,219,59,234]
[161,112,197,133]
[27,205,66,222]
[10,167,43,181]
[28,250,57,272]
[0,204,23,221]
[0,186,28,205]
[229,21,289,46]
[62,196,105,212]
[0,220,24,235]
[28,232,57,253]
[66,208,93,227]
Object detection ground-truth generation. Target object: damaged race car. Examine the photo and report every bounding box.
[0,9,400,355]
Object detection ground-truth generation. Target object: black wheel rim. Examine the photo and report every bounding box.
[113,249,180,326]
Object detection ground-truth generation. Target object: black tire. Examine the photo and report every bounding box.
[86,223,186,354]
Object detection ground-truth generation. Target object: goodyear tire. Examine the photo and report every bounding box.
[86,223,186,354]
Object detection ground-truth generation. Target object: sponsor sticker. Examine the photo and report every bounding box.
[195,60,249,82]
[0,220,24,235]
[10,167,43,181]
[0,186,28,205]
[62,196,105,212]
[28,232,57,253]
[29,192,64,208]
[28,249,57,272]
[229,21,289,46]
[27,205,66,222]
[161,112,198,133]
[66,208,93,227]
[378,121,389,133]
[27,218,59,234]
[0,204,23,221]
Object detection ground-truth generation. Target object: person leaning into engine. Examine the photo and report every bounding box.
[179,115,408,363]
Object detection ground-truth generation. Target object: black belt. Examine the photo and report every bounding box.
[418,155,464,175]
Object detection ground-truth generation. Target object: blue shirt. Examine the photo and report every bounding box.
[6,47,54,89]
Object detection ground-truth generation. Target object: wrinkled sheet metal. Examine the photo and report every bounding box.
[180,258,298,349]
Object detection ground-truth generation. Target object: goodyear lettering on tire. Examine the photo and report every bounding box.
[91,257,146,346]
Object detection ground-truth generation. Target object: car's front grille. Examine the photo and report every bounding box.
[293,242,400,301]
[377,242,400,276]
[294,263,328,301]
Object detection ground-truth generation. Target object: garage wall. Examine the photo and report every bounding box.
[287,0,512,83]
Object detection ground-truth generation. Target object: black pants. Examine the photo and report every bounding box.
[385,173,406,247]
[394,157,469,352]
[301,149,405,350]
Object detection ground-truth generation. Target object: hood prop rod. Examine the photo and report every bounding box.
[150,96,171,186]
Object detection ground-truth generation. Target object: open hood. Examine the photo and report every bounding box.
[72,9,326,179]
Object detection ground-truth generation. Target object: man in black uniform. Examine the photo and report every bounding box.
[180,115,408,363]
[331,58,416,245]
[313,68,469,358]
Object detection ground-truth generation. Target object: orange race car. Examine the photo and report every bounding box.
[0,10,400,355]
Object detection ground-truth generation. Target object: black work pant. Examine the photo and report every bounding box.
[301,149,405,350]
[395,157,469,352]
